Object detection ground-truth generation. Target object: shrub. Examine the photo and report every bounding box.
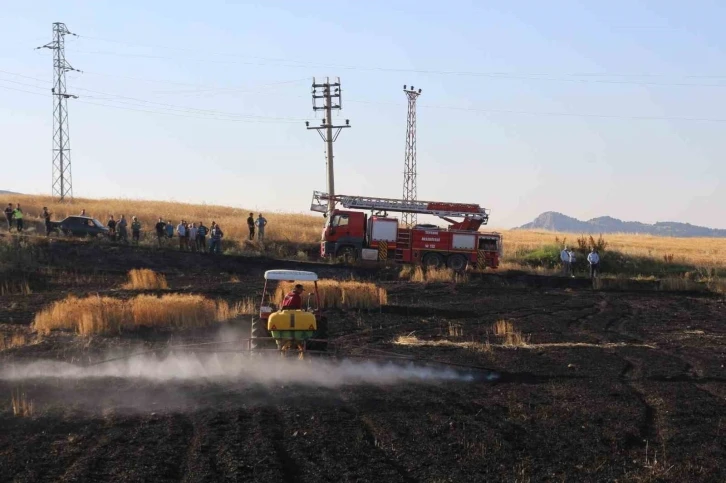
[520,245,561,269]
[576,234,608,252]
[33,294,242,335]
[122,268,168,290]
[491,320,527,347]
[274,280,387,309]
[400,266,468,284]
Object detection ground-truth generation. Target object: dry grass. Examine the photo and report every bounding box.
[11,192,725,271]
[0,280,32,296]
[496,228,726,271]
[234,297,257,315]
[32,294,243,336]
[11,388,33,417]
[401,266,469,284]
[491,319,528,347]
[8,193,323,244]
[394,334,492,353]
[274,280,387,309]
[13,191,725,273]
[0,332,29,350]
[122,269,169,290]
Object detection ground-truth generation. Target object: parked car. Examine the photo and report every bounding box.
[49,216,109,237]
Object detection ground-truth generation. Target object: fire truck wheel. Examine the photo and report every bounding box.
[337,246,358,264]
[446,254,468,272]
[422,252,445,268]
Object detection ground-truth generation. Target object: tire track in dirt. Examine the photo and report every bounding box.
[181,409,256,482]
[60,412,193,482]
[336,397,418,483]
[617,358,658,446]
[251,406,302,483]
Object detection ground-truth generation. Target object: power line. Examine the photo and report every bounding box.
[64,38,726,87]
[5,80,726,125]
[345,98,726,124]
[73,34,726,80]
[0,73,308,122]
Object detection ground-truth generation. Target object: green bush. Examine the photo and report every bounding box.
[520,244,562,268]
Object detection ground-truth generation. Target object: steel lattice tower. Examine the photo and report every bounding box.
[37,23,79,202]
[402,85,422,227]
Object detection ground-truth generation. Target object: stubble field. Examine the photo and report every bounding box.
[1,239,725,482]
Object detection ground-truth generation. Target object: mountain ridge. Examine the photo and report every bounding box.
[517,211,726,238]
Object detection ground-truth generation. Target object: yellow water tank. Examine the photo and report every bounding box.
[267,310,317,332]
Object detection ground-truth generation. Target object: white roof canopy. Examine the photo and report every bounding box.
[264,269,319,281]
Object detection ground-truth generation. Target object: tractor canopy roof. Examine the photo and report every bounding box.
[264,269,319,282]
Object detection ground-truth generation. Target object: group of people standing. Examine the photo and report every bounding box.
[560,246,601,279]
[103,214,142,244]
[150,218,224,253]
[247,212,267,241]
[4,203,24,232]
[3,204,272,257]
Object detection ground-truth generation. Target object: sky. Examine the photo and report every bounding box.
[1,0,725,229]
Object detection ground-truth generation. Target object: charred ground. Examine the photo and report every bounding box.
[1,239,726,482]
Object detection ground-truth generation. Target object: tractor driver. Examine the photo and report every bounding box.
[281,284,304,310]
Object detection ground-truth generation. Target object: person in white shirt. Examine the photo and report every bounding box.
[188,223,198,252]
[255,214,268,241]
[560,247,571,276]
[176,221,187,251]
[587,249,600,279]
[568,249,576,277]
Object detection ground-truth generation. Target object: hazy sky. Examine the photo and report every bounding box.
[1,1,725,229]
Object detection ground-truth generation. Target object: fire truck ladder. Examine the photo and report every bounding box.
[310,191,490,224]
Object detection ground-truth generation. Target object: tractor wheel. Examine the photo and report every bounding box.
[337,246,358,264]
[307,316,329,353]
[446,254,468,272]
[250,316,275,350]
[422,252,445,268]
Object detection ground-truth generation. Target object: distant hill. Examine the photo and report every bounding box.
[0,190,21,195]
[518,211,726,238]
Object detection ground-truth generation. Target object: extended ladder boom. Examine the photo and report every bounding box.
[310,191,490,223]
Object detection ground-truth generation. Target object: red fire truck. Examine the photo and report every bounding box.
[310,191,502,270]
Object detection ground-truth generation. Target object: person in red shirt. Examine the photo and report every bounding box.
[281,284,304,310]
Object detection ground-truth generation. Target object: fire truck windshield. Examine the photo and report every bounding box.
[331,214,349,227]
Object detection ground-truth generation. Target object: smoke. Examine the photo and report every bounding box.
[0,351,494,386]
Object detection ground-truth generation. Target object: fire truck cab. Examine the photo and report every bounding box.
[312,192,501,270]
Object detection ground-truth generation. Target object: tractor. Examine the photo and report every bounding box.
[250,269,329,358]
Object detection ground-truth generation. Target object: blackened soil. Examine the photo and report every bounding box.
[1,240,726,482]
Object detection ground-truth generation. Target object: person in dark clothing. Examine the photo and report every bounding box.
[42,207,53,236]
[131,216,142,244]
[107,215,117,241]
[155,218,166,246]
[247,212,255,240]
[197,221,208,252]
[4,203,13,231]
[281,284,304,310]
[209,222,223,254]
[117,215,128,243]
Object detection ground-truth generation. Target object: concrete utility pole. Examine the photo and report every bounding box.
[402,85,422,227]
[306,77,351,213]
[37,22,81,202]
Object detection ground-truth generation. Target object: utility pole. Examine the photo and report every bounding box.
[402,85,422,227]
[36,22,80,202]
[306,77,350,213]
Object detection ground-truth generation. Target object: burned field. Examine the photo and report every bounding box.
[1,241,726,482]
